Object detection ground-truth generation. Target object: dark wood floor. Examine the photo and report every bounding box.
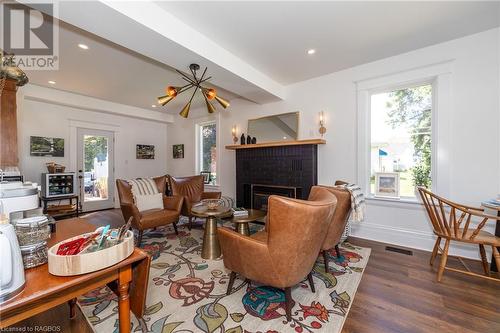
[8,209,500,333]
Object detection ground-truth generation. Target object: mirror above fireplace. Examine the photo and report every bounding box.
[247,112,299,142]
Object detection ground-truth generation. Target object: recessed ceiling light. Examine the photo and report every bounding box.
[307,49,316,55]
[151,104,156,108]
[78,43,89,50]
[48,80,56,85]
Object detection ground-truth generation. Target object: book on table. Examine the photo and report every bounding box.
[232,207,248,217]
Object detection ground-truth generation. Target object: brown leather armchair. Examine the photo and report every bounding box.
[167,175,221,230]
[116,176,183,246]
[218,186,337,322]
[314,182,352,273]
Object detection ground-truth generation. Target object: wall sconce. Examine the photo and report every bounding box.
[319,111,326,137]
[231,125,238,143]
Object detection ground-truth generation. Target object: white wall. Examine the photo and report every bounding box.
[167,28,500,259]
[17,86,170,207]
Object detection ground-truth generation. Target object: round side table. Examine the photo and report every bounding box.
[228,209,266,236]
[191,205,231,260]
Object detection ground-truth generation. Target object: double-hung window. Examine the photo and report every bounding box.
[197,121,217,185]
[369,84,432,199]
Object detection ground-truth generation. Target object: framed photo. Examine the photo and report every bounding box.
[173,144,184,159]
[200,171,211,184]
[136,144,155,159]
[375,172,400,198]
[30,136,64,157]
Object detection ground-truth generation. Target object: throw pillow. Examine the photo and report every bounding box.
[135,192,163,212]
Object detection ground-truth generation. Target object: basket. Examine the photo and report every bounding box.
[46,162,66,173]
[48,230,134,276]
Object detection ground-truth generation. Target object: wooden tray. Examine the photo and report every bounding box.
[48,230,134,276]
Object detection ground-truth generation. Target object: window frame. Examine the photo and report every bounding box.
[368,81,434,200]
[195,120,218,185]
[356,61,453,204]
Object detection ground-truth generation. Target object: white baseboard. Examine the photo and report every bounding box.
[350,222,490,261]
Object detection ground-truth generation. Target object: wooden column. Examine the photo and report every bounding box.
[0,79,18,167]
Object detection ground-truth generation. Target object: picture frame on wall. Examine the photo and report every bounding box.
[136,144,155,159]
[30,136,64,157]
[200,171,211,184]
[173,144,184,159]
[375,172,400,198]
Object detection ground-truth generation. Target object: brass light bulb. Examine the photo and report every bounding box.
[166,86,178,97]
[206,88,217,100]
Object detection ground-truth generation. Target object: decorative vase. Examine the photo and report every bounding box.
[251,137,257,144]
[240,133,246,145]
[246,135,252,144]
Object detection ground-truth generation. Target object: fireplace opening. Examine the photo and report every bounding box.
[244,184,302,211]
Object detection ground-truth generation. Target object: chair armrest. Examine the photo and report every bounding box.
[458,204,485,212]
[163,195,184,213]
[466,208,500,221]
[120,203,142,228]
[201,191,221,200]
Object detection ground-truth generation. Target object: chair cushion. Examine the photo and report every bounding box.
[140,208,179,229]
[135,193,163,212]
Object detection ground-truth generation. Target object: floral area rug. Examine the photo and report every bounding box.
[78,218,371,333]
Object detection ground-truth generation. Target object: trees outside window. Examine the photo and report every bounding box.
[199,122,217,184]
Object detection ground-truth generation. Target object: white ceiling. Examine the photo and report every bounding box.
[21,1,500,113]
[161,1,500,84]
[24,20,239,113]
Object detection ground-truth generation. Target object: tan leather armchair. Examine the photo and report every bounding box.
[314,182,352,273]
[167,175,221,230]
[218,186,337,322]
[116,176,183,246]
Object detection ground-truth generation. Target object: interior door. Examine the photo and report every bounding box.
[77,128,115,212]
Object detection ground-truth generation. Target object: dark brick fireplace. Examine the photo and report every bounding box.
[247,184,301,211]
[235,144,318,208]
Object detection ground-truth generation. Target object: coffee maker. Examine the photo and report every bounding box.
[0,212,25,303]
[0,181,40,303]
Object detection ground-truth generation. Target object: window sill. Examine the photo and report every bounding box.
[205,184,220,192]
[365,195,423,210]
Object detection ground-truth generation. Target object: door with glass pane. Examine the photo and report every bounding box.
[77,128,115,212]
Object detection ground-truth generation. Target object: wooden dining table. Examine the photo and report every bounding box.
[0,218,150,333]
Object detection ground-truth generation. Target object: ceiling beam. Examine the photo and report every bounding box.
[24,0,285,104]
[23,84,174,124]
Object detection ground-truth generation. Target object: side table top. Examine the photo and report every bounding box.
[230,209,266,223]
[0,218,147,313]
[191,205,231,218]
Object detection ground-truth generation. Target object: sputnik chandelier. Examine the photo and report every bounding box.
[157,63,230,118]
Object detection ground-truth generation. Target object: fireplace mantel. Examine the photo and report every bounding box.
[225,139,325,150]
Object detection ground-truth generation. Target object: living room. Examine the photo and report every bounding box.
[0,1,499,333]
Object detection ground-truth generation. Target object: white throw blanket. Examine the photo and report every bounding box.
[337,183,365,222]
